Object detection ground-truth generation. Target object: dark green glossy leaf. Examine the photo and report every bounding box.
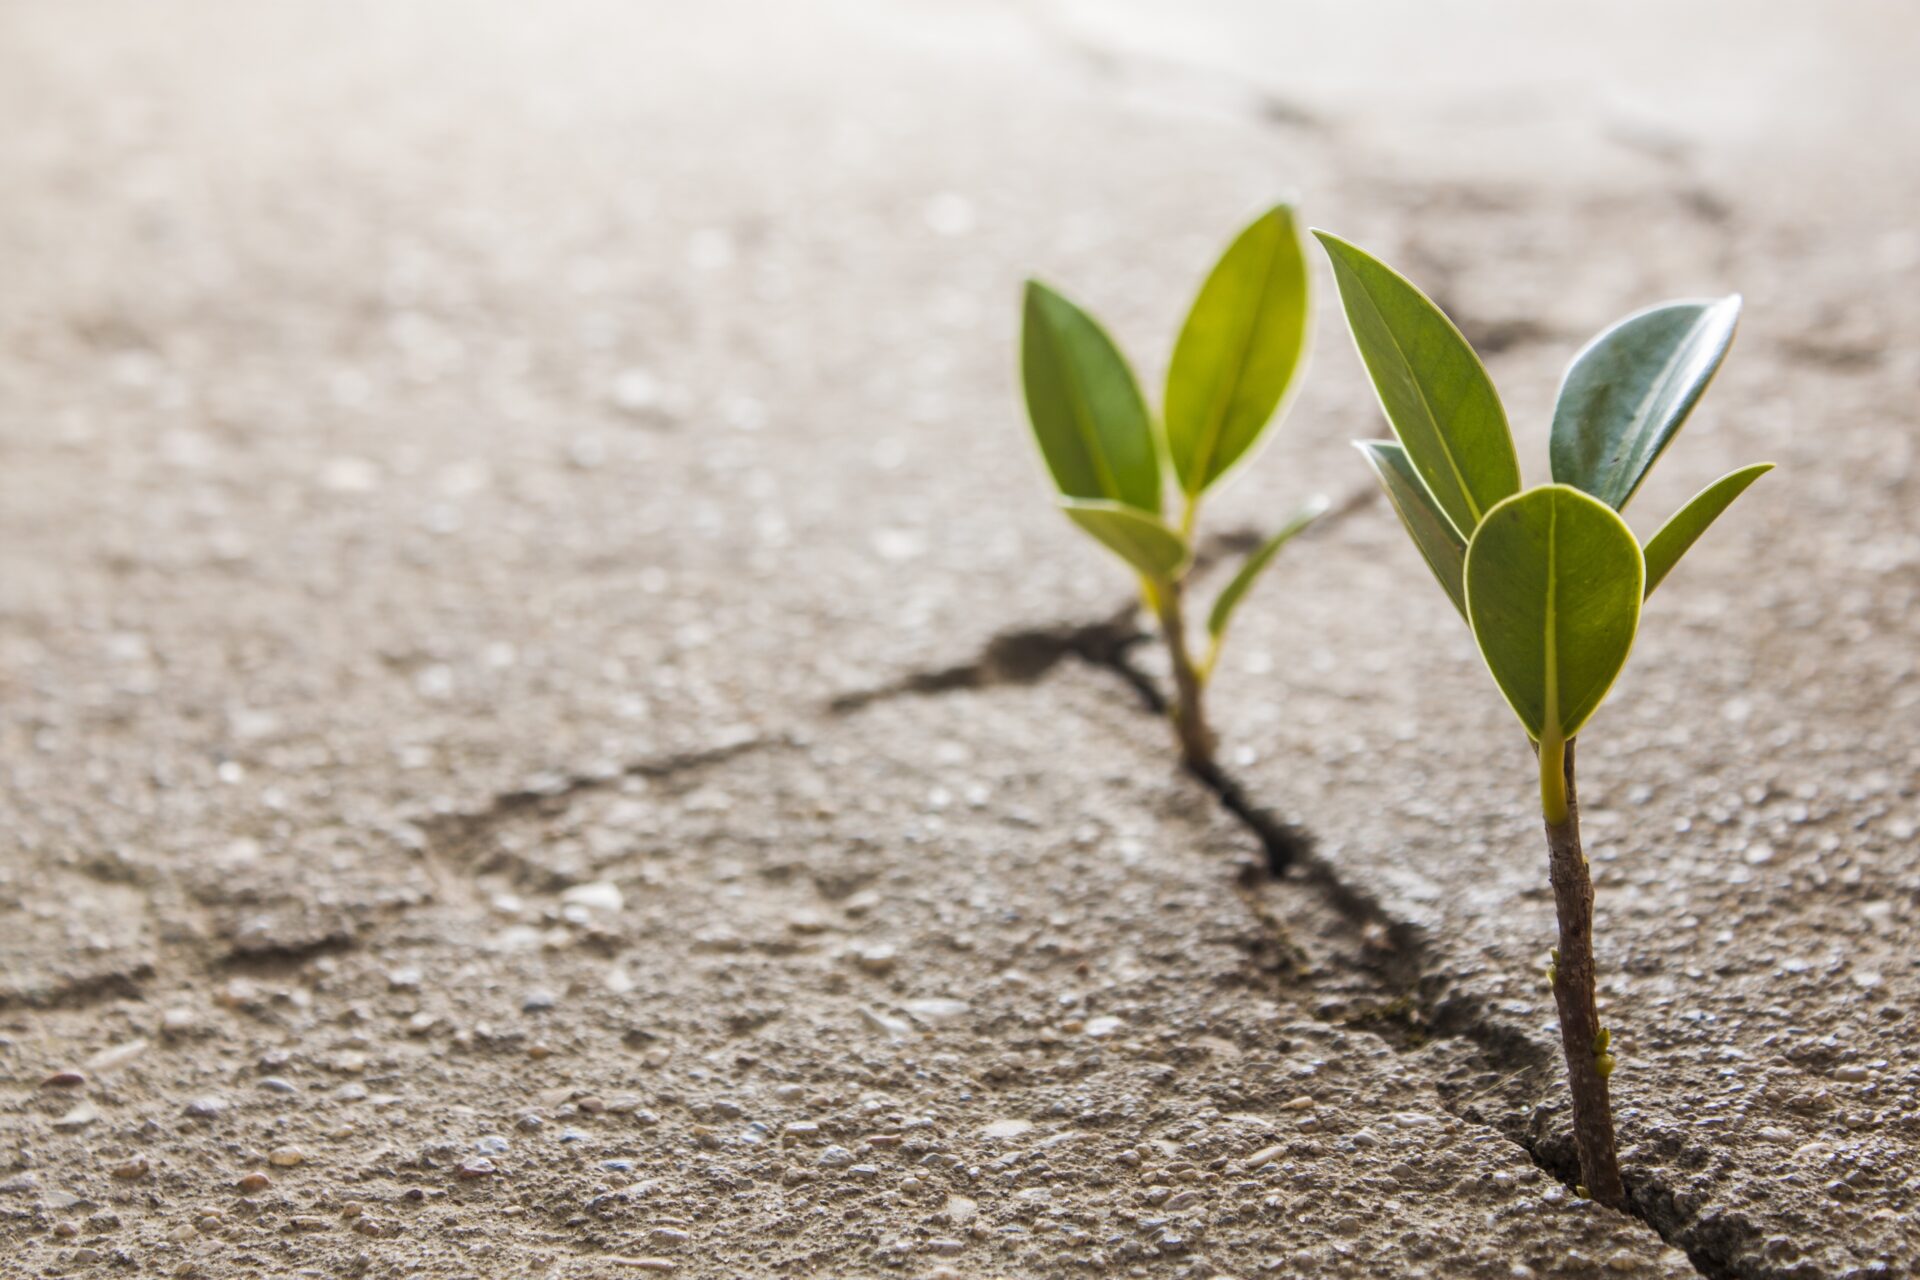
[1205,495,1329,641]
[1314,231,1519,536]
[1642,462,1772,597]
[1020,280,1161,514]
[1165,206,1311,496]
[1464,485,1644,743]
[1355,440,1467,618]
[1060,499,1190,581]
[1550,296,1741,510]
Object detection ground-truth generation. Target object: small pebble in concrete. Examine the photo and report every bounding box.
[903,998,969,1026]
[109,1156,149,1181]
[561,881,624,913]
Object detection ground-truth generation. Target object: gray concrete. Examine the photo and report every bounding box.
[0,1,1914,1277]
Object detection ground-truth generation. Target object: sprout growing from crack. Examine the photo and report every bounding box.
[1316,229,1770,1210]
[1019,205,1325,773]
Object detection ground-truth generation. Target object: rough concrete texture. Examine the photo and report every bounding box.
[0,676,1695,1277]
[0,1,1914,1277]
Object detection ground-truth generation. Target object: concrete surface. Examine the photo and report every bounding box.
[1,1,1915,1277]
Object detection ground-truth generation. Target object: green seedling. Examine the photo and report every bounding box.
[1019,206,1325,772]
[1316,230,1770,1209]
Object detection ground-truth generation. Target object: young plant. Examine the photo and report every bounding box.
[1019,206,1325,772]
[1316,230,1771,1209]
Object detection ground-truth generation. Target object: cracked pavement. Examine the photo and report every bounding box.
[2,1,1917,1277]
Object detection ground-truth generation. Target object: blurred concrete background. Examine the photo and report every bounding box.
[1,3,1916,1277]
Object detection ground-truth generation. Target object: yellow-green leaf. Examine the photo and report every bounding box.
[1464,486,1644,744]
[1165,206,1311,496]
[1355,439,1467,619]
[1642,462,1772,597]
[1060,500,1190,582]
[1314,230,1519,536]
[1205,495,1329,641]
[1021,280,1162,514]
[1551,296,1742,510]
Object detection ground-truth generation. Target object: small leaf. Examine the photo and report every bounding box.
[1642,462,1772,597]
[1464,485,1644,743]
[1355,440,1468,619]
[1165,205,1311,496]
[1206,495,1330,641]
[1021,281,1161,514]
[1550,296,1742,510]
[1060,500,1190,581]
[1313,230,1520,536]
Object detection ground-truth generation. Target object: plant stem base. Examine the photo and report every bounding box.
[1543,740,1626,1209]
[1157,587,1215,772]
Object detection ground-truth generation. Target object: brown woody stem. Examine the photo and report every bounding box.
[1542,738,1626,1209]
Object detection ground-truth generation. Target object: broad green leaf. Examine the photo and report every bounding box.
[1205,494,1329,641]
[1060,499,1190,581]
[1464,485,1644,744]
[1550,296,1742,510]
[1165,205,1311,496]
[1355,440,1469,619]
[1314,231,1520,536]
[1021,280,1161,515]
[1642,462,1772,597]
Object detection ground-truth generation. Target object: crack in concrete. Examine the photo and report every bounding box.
[419,734,775,855]
[1030,0,1327,138]
[0,963,153,1012]
[828,603,1145,713]
[1078,661,1750,1280]
[413,734,781,897]
[861,574,1743,1274]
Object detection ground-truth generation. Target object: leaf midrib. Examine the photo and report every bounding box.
[1543,494,1560,739]
[1603,306,1717,504]
[1347,264,1482,532]
[1186,225,1282,496]
[1037,304,1124,502]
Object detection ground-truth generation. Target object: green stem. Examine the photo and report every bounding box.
[1141,574,1215,771]
[1539,730,1569,825]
